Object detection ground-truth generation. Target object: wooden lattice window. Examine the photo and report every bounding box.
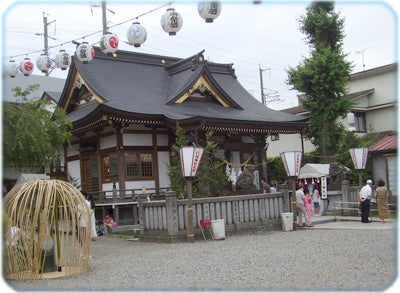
[125,152,153,179]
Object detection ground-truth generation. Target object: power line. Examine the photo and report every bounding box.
[6,1,173,59]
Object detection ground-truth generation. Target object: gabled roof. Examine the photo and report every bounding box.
[58,48,308,134]
[369,134,397,153]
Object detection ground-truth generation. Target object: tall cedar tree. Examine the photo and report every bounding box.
[287,2,354,162]
[168,124,228,198]
[3,84,72,170]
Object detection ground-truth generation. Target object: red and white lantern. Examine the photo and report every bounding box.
[161,8,183,36]
[180,146,204,178]
[99,32,119,54]
[76,42,95,63]
[36,54,52,73]
[20,58,34,76]
[55,50,71,70]
[198,1,222,23]
[6,60,20,78]
[127,22,147,47]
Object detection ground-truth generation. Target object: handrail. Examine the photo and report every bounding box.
[333,200,396,219]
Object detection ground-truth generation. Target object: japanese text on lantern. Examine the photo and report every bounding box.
[192,149,201,173]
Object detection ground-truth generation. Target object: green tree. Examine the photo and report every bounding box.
[3,84,72,170]
[167,124,229,198]
[287,1,354,162]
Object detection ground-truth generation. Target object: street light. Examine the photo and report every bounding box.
[349,148,369,187]
[281,151,302,230]
[180,146,204,242]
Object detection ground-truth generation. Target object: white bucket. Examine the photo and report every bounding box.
[211,219,225,240]
[281,213,293,231]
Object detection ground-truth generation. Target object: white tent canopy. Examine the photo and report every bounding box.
[298,164,330,179]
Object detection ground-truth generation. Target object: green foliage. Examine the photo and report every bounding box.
[266,157,287,183]
[194,132,229,198]
[287,1,354,160]
[167,124,188,195]
[167,124,229,198]
[3,84,72,170]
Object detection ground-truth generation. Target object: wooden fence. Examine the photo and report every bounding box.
[137,190,290,242]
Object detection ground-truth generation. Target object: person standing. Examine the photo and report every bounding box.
[260,177,271,193]
[312,186,320,216]
[296,184,311,227]
[303,188,314,227]
[375,179,392,223]
[359,179,373,223]
[82,191,98,241]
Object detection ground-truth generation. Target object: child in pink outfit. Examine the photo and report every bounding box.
[303,188,314,227]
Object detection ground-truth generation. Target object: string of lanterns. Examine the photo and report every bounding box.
[6,1,222,78]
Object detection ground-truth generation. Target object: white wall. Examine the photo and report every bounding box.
[123,133,152,146]
[157,151,171,188]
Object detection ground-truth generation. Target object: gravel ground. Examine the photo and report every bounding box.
[4,224,397,292]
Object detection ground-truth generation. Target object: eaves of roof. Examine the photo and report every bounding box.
[369,134,397,153]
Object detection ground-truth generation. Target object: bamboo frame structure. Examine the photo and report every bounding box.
[4,179,91,280]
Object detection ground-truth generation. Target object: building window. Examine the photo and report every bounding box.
[125,152,153,179]
[102,153,118,182]
[353,112,367,132]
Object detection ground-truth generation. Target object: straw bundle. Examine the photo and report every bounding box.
[4,179,91,280]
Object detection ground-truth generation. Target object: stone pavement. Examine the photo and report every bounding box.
[5,214,397,292]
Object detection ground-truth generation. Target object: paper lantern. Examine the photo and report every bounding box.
[36,54,52,73]
[20,58,34,76]
[99,32,119,54]
[180,146,204,178]
[76,42,95,63]
[161,8,183,36]
[127,21,147,47]
[198,1,222,23]
[55,50,71,70]
[6,60,19,78]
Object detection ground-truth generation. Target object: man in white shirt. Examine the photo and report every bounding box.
[359,179,373,223]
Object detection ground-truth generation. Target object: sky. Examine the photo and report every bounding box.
[1,0,398,110]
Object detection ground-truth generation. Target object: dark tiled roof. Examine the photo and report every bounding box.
[369,134,397,153]
[62,48,308,129]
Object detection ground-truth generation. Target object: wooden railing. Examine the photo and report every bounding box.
[137,191,289,242]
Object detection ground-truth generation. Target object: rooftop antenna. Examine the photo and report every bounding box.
[355,47,370,71]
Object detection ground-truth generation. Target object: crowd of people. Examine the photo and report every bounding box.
[293,178,392,226]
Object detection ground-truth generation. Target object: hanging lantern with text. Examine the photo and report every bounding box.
[349,148,368,170]
[55,50,71,70]
[20,58,34,76]
[198,1,222,23]
[99,32,119,54]
[281,151,302,177]
[76,42,95,63]
[36,54,52,73]
[6,60,19,78]
[127,21,147,47]
[180,146,204,178]
[161,8,183,36]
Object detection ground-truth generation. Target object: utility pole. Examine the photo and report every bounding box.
[91,1,115,34]
[102,1,107,34]
[259,64,271,105]
[41,12,56,76]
